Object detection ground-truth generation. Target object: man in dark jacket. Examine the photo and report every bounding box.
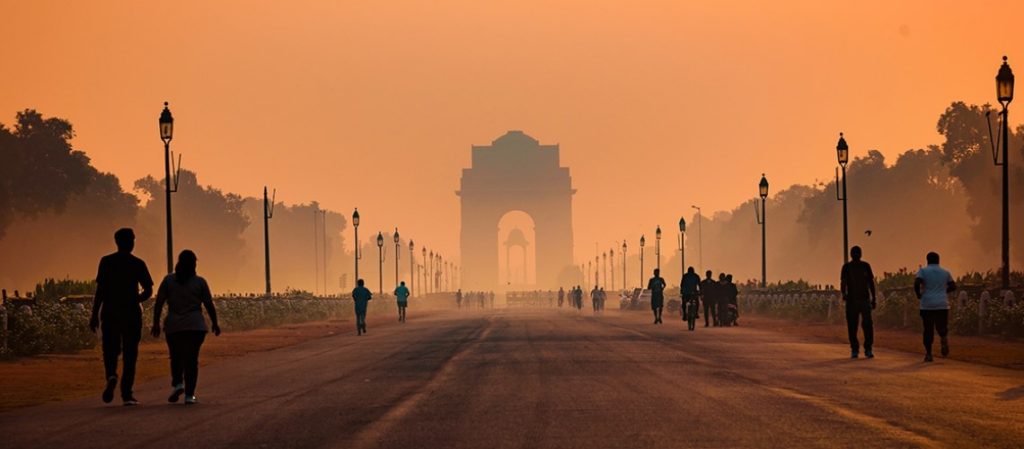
[840,246,877,359]
[90,228,154,405]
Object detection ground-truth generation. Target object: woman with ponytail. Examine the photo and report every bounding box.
[151,250,221,405]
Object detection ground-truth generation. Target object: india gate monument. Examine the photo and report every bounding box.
[457,131,576,290]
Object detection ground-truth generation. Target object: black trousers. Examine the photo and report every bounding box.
[845,302,874,352]
[703,300,718,326]
[920,309,949,354]
[166,331,207,397]
[101,317,142,400]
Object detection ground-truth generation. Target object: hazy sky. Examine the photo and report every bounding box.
[2,1,1021,264]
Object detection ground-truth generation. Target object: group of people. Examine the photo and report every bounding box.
[644,267,738,329]
[556,285,608,312]
[841,246,956,362]
[91,228,220,406]
[455,290,494,309]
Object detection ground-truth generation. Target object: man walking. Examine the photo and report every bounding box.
[352,279,373,335]
[914,252,956,362]
[558,287,565,308]
[90,228,154,405]
[591,285,600,313]
[681,267,701,323]
[840,246,876,359]
[699,270,718,327]
[394,281,410,323]
[647,269,667,324]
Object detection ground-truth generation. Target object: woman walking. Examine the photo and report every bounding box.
[151,250,221,405]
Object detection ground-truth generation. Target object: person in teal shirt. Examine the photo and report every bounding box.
[352,279,372,335]
[394,281,410,323]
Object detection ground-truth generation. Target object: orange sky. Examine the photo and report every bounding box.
[2,0,1022,264]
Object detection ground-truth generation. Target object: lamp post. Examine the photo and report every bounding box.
[996,56,1015,289]
[756,175,769,288]
[409,240,415,297]
[610,247,615,290]
[158,102,179,273]
[640,235,646,286]
[678,217,686,276]
[422,247,428,294]
[263,187,275,296]
[376,232,384,295]
[429,251,434,294]
[836,133,850,264]
[393,229,401,290]
[321,210,327,295]
[622,241,627,289]
[655,226,662,271]
[691,205,703,273]
[352,209,361,282]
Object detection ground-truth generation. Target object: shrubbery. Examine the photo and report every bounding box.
[1,279,403,357]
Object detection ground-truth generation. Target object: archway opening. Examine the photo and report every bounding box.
[497,211,536,288]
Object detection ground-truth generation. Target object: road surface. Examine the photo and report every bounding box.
[2,308,1022,449]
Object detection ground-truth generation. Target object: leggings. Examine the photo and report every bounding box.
[166,331,207,397]
[920,309,949,354]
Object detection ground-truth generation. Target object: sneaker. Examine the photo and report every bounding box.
[184,396,198,405]
[123,397,140,406]
[168,384,185,403]
[940,338,949,357]
[102,376,117,404]
[924,353,934,362]
[865,350,874,359]
[850,351,859,359]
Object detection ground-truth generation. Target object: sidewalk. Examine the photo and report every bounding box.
[743,314,1024,370]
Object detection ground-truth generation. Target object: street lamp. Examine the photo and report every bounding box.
[836,132,850,264]
[352,209,361,283]
[422,247,428,294]
[678,217,686,277]
[405,239,409,297]
[602,252,608,288]
[158,102,180,273]
[691,205,703,273]
[621,241,627,289]
[263,187,275,296]
[429,250,434,294]
[610,247,616,290]
[995,56,1015,289]
[639,235,646,287]
[755,174,769,288]
[655,225,662,271]
[376,232,384,295]
[393,228,401,290]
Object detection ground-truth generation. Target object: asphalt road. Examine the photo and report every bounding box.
[2,308,1022,449]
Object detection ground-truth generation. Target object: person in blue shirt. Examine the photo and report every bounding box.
[914,252,956,362]
[352,279,373,335]
[394,281,410,323]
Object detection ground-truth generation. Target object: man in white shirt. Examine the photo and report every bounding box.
[914,252,957,362]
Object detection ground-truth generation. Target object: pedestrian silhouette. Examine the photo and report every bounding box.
[395,281,410,323]
[699,270,718,327]
[914,252,956,362]
[840,246,876,359]
[151,250,221,405]
[90,228,154,406]
[647,269,666,324]
[352,279,373,335]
